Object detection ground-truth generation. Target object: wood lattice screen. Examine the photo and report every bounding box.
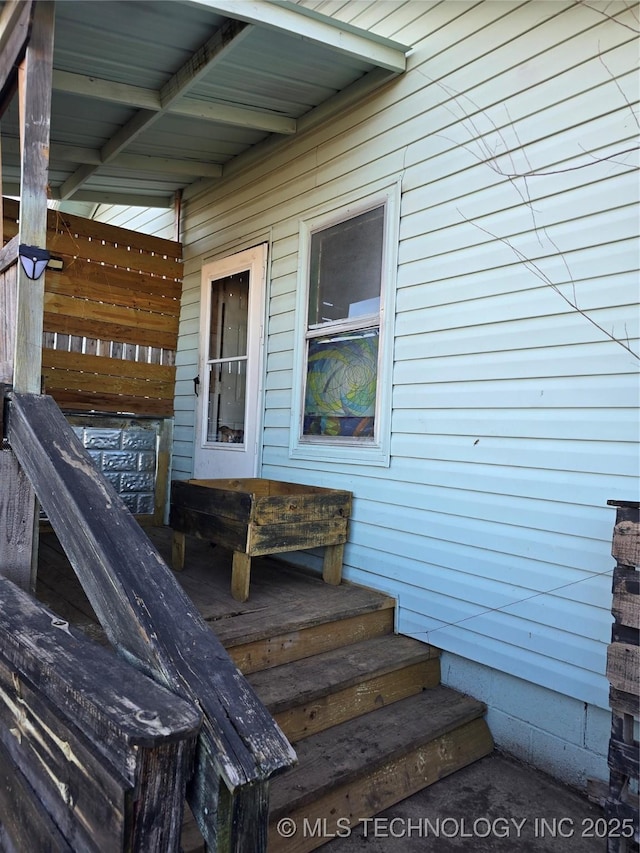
[2,199,182,417]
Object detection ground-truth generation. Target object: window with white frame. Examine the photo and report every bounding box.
[291,187,399,466]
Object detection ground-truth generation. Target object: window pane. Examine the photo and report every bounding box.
[303,329,378,437]
[206,271,248,443]
[209,272,248,360]
[309,206,384,325]
[206,360,246,443]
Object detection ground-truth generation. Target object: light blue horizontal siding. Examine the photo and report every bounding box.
[93,204,176,239]
[399,605,608,710]
[390,409,638,444]
[178,0,638,719]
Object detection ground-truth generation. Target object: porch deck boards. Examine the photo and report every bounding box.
[36,524,395,654]
[34,524,492,852]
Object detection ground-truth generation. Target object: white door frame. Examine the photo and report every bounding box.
[194,244,267,480]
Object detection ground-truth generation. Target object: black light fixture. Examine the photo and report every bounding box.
[18,244,51,280]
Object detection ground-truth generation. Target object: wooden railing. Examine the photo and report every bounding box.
[0,577,201,851]
[2,389,296,850]
[0,237,19,384]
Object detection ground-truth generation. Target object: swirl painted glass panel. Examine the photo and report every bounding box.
[303,329,378,437]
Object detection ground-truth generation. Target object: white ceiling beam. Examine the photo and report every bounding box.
[170,99,296,134]
[48,141,223,177]
[59,18,251,200]
[114,153,223,178]
[53,69,296,134]
[52,69,158,111]
[184,64,399,201]
[2,135,101,165]
[185,0,407,72]
[48,187,176,208]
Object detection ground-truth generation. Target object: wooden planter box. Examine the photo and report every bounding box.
[170,478,352,602]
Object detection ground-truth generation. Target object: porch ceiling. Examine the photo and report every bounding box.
[0,0,408,209]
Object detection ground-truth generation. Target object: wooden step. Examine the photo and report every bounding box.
[268,686,494,853]
[211,581,396,674]
[248,635,440,742]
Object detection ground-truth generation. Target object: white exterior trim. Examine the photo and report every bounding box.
[289,180,401,467]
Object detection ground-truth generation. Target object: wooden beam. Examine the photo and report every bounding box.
[114,152,223,178]
[154,417,174,525]
[6,391,296,850]
[0,234,18,277]
[0,253,18,384]
[170,97,296,133]
[0,739,73,853]
[0,0,33,118]
[53,68,296,134]
[0,446,37,592]
[2,135,225,176]
[186,0,408,72]
[59,18,251,201]
[0,337,35,596]
[3,0,55,596]
[14,0,54,393]
[49,187,177,208]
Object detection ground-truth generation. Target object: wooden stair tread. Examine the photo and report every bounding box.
[248,635,439,713]
[269,686,487,817]
[210,577,395,649]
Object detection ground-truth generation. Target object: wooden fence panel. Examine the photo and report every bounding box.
[2,198,182,416]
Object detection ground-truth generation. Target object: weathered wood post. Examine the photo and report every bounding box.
[0,577,203,851]
[605,500,639,853]
[0,0,54,591]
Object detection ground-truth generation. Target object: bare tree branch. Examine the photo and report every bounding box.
[414,28,639,361]
[459,209,640,359]
[580,0,640,33]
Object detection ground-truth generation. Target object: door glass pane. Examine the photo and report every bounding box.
[206,271,249,444]
[206,360,246,443]
[209,272,249,360]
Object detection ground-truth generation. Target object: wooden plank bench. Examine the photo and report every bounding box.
[170,478,352,602]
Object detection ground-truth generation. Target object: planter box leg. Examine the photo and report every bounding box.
[172,531,186,571]
[232,552,251,602]
[322,543,344,586]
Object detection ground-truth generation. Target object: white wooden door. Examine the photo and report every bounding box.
[193,245,267,479]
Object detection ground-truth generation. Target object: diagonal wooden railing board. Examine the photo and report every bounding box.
[0,576,202,852]
[0,1,34,116]
[6,391,296,851]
